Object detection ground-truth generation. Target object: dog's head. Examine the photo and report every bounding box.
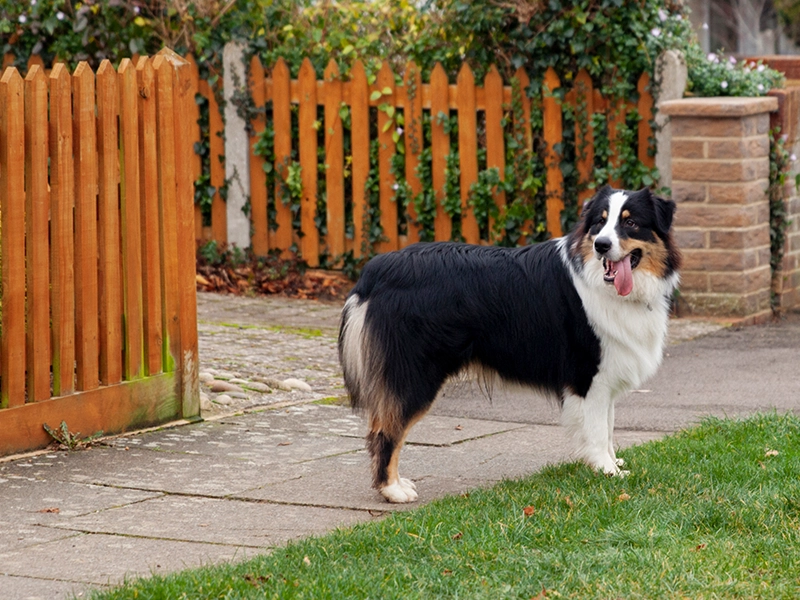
[571,186,680,297]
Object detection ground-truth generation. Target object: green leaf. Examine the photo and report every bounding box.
[369,91,382,101]
[382,87,392,95]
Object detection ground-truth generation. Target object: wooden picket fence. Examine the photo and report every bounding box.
[0,49,199,457]
[193,57,655,267]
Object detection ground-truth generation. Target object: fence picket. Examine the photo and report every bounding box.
[542,67,564,238]
[97,61,123,386]
[376,61,398,252]
[24,66,51,402]
[72,63,100,391]
[48,64,75,396]
[457,63,480,244]
[637,72,655,168]
[298,58,320,266]
[272,58,294,255]
[154,55,182,370]
[0,68,26,408]
[119,59,145,380]
[403,60,423,245]
[430,63,452,241]
[324,59,345,263]
[206,80,227,244]
[249,56,269,256]
[186,55,204,240]
[136,57,164,376]
[484,65,505,240]
[350,60,370,257]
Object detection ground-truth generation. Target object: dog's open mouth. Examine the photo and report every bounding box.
[602,249,642,297]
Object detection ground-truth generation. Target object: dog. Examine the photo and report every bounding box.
[338,187,680,503]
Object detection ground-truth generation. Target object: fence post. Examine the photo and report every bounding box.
[655,50,688,191]
[223,41,251,250]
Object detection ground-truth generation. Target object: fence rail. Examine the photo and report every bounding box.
[0,49,199,457]
[194,57,655,266]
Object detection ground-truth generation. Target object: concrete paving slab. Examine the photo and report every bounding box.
[0,523,77,553]
[217,403,365,437]
[49,495,370,548]
[0,573,97,600]
[6,446,305,498]
[405,414,527,446]
[104,418,365,466]
[0,478,161,522]
[0,533,252,586]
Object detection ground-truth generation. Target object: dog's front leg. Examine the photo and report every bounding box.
[562,387,624,476]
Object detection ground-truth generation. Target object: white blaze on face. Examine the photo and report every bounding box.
[595,191,628,261]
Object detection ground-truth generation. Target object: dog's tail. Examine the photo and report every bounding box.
[338,294,375,412]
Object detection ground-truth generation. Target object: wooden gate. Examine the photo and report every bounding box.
[0,48,199,457]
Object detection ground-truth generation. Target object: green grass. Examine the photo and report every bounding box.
[88,413,800,599]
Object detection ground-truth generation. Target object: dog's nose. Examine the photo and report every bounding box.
[594,237,612,254]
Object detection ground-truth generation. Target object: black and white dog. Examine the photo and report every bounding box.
[339,187,680,503]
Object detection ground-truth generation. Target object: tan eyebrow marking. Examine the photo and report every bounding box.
[602,210,608,219]
[621,210,630,219]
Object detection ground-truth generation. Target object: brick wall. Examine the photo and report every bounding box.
[659,97,778,320]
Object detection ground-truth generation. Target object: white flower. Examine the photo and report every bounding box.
[676,14,683,21]
[658,8,668,21]
[757,64,766,72]
[707,53,718,63]
[702,22,709,29]
[18,14,27,23]
[651,27,661,37]
[720,81,728,89]
[134,6,140,13]
[392,183,399,191]
[757,83,765,92]
[56,11,65,20]
[395,127,403,136]
[729,56,737,64]
[791,154,797,162]
[30,0,36,5]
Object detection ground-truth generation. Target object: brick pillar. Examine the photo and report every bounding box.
[769,86,800,312]
[659,96,778,320]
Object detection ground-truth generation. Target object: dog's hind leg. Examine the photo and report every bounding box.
[367,405,430,503]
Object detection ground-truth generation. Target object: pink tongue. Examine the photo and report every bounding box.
[610,254,633,296]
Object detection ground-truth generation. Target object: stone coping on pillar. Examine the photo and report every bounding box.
[660,96,778,118]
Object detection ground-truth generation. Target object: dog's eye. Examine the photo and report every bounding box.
[624,218,636,228]
[597,217,606,226]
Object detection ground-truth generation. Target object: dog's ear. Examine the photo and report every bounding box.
[651,190,676,234]
[581,185,611,216]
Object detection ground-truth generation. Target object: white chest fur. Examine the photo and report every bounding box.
[559,238,678,394]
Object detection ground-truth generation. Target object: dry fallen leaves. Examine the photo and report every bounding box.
[618,492,631,502]
[195,250,354,301]
[523,505,535,517]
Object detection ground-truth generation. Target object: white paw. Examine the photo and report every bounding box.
[615,458,625,468]
[380,479,418,503]
[399,477,416,490]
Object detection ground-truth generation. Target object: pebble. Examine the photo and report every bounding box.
[214,394,234,405]
[213,370,238,381]
[227,391,249,399]
[199,393,213,412]
[282,378,313,392]
[198,372,215,384]
[243,382,271,393]
[209,380,245,393]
